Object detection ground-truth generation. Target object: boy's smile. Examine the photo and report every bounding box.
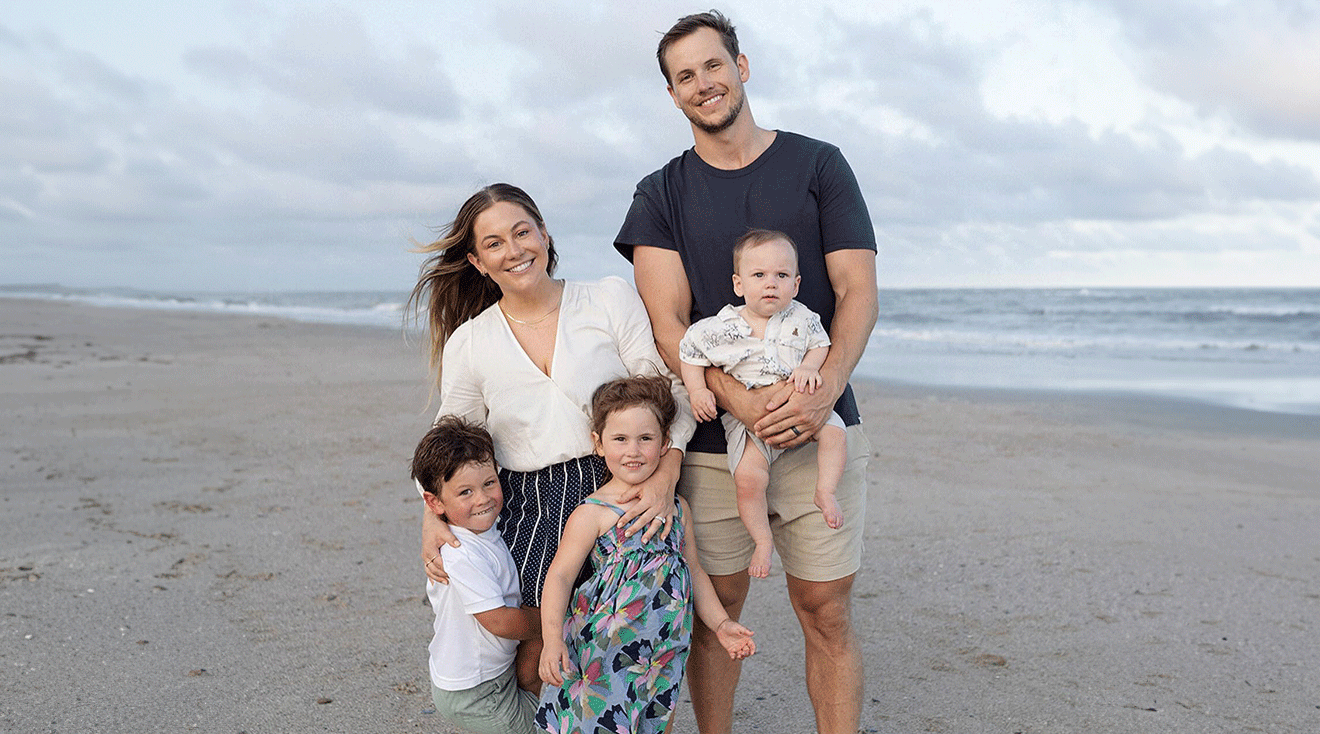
[428,461,503,533]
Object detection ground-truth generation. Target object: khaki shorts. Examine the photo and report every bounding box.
[679,423,870,581]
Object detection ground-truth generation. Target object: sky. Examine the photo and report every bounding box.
[2,0,1319,291]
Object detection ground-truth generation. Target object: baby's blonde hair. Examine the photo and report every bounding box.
[732,228,798,274]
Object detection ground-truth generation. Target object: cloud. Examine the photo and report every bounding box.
[2,2,1318,289]
[754,8,1318,251]
[1103,0,1320,141]
[183,5,458,121]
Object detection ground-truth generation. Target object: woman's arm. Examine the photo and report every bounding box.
[538,506,607,686]
[606,275,696,454]
[421,508,459,584]
[421,327,486,583]
[678,497,756,660]
[616,446,682,541]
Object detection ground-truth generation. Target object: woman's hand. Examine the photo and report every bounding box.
[616,447,682,542]
[421,509,459,584]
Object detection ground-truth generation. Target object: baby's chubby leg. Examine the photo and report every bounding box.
[814,425,847,529]
[732,435,774,578]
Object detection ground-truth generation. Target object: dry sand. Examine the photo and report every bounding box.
[2,298,1317,733]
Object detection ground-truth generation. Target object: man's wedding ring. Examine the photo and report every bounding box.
[790,426,802,436]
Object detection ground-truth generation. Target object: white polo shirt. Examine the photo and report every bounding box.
[427,525,521,691]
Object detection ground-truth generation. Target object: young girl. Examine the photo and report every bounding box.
[535,375,756,733]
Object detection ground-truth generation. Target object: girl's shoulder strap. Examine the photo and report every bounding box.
[581,496,627,516]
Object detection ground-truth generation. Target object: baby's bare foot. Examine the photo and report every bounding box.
[748,544,772,578]
[816,493,843,529]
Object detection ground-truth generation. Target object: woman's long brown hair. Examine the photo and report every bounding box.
[406,183,559,385]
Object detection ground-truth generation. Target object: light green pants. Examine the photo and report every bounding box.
[431,664,539,734]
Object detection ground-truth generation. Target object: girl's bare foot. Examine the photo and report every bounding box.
[816,492,843,529]
[748,543,772,578]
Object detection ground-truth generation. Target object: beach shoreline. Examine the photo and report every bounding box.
[2,298,1317,733]
[10,284,1319,419]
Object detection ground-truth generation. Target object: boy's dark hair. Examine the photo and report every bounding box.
[411,416,495,496]
[590,374,678,441]
[732,228,798,273]
[657,9,739,85]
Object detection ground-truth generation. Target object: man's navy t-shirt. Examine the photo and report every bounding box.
[615,131,876,454]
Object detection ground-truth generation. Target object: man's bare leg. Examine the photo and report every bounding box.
[786,573,862,734]
[687,571,750,734]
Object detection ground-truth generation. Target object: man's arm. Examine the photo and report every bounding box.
[705,364,783,429]
[753,248,877,448]
[632,246,691,376]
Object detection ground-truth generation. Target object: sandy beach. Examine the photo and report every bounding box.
[2,298,1317,734]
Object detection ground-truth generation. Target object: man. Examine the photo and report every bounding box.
[613,10,879,734]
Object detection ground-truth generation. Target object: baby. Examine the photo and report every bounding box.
[679,229,847,578]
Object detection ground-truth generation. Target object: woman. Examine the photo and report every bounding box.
[408,183,694,690]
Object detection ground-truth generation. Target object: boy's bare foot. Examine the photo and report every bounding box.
[816,492,843,529]
[748,544,772,578]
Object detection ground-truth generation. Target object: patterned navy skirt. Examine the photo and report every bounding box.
[498,454,607,607]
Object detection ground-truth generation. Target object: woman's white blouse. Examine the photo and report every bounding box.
[436,277,694,472]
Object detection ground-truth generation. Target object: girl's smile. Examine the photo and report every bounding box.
[593,405,667,486]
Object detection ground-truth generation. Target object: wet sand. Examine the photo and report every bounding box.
[2,298,1317,733]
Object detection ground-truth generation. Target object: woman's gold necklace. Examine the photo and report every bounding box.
[500,301,560,326]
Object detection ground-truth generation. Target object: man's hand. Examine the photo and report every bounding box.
[753,368,842,449]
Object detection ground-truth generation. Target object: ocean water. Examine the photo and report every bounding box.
[863,288,1319,415]
[5,284,1318,416]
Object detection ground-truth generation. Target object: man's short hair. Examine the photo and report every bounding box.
[411,416,495,496]
[732,228,798,273]
[657,9,739,85]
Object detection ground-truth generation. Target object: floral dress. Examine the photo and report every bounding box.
[535,499,693,734]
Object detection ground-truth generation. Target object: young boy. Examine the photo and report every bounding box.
[678,229,848,578]
[412,417,539,734]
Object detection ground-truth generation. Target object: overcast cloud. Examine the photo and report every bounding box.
[1,0,1317,290]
